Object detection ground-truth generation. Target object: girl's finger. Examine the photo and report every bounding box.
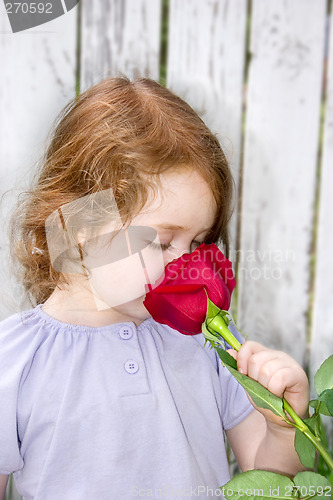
[226,348,238,361]
[236,340,271,375]
[248,358,294,396]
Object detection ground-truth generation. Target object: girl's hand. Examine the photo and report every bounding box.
[229,340,310,429]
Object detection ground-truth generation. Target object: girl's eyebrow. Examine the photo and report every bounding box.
[155,223,188,230]
[155,223,211,232]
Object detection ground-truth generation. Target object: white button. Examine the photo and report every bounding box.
[124,360,139,374]
[118,326,133,340]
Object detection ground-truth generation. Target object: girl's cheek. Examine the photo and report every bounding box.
[86,246,165,309]
[87,258,147,310]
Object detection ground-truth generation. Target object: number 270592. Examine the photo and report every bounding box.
[5,3,52,14]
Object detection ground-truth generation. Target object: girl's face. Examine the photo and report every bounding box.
[131,168,217,266]
[84,169,217,324]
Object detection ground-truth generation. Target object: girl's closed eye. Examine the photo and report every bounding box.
[148,241,172,251]
[148,240,203,252]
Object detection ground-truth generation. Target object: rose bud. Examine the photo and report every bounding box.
[143,243,236,335]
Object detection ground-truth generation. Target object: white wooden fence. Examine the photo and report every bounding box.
[0,0,332,495]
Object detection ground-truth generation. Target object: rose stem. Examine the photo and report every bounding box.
[206,311,333,471]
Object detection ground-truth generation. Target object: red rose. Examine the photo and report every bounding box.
[143,243,236,335]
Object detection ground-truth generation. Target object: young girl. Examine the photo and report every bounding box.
[0,78,309,500]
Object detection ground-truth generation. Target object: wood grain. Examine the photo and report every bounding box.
[81,0,162,90]
[237,0,326,364]
[167,0,248,249]
[0,6,77,319]
[311,7,333,382]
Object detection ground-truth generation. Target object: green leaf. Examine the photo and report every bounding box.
[316,389,333,417]
[227,366,286,419]
[315,355,333,395]
[201,320,221,344]
[206,296,221,320]
[294,426,316,469]
[223,470,294,499]
[293,471,332,499]
[316,454,333,486]
[308,413,328,446]
[224,470,332,500]
[215,346,286,420]
[309,399,332,417]
[215,345,238,370]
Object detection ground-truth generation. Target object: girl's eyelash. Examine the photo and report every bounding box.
[191,240,203,249]
[148,241,171,251]
[148,241,203,251]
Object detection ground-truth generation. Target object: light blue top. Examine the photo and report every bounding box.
[0,305,253,499]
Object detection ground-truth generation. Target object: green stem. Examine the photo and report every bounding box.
[206,314,242,352]
[283,399,333,471]
[204,311,333,472]
[282,399,308,432]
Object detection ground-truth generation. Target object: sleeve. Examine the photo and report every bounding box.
[0,315,25,474]
[194,323,254,430]
[217,362,254,431]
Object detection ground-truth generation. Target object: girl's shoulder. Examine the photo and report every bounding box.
[0,305,48,360]
[0,306,38,338]
[0,304,48,337]
[0,306,37,328]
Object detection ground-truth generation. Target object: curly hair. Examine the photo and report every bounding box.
[11,77,234,305]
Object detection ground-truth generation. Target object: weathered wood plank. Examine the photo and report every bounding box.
[0,7,77,320]
[167,0,248,249]
[81,0,162,90]
[237,0,326,364]
[310,8,333,382]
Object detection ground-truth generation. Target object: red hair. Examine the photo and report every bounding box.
[11,77,234,304]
